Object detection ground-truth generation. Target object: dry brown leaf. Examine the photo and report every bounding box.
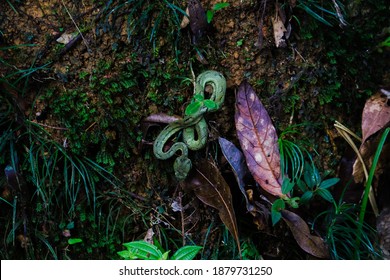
[353,91,390,183]
[180,7,190,29]
[361,91,390,143]
[282,210,330,259]
[352,134,390,183]
[235,81,283,197]
[219,137,269,230]
[272,15,287,48]
[183,158,241,252]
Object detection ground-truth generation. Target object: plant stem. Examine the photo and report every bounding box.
[355,127,389,258]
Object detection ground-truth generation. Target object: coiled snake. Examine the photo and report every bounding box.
[153,70,226,180]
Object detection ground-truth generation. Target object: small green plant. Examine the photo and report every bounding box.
[98,0,186,60]
[376,36,390,53]
[117,240,202,260]
[206,2,230,23]
[185,94,218,116]
[297,162,339,204]
[278,124,315,184]
[313,184,382,260]
[270,162,339,225]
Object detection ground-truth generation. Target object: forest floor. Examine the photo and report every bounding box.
[0,0,389,259]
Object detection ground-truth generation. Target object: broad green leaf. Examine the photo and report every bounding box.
[312,165,322,186]
[213,3,230,11]
[319,178,340,189]
[206,10,214,23]
[204,99,218,110]
[296,179,307,192]
[171,246,202,260]
[117,250,135,260]
[161,251,170,260]
[185,101,202,116]
[122,241,163,260]
[271,210,282,226]
[316,188,334,202]
[282,178,294,194]
[271,199,285,225]
[304,162,320,189]
[193,94,205,102]
[68,238,83,245]
[300,191,313,204]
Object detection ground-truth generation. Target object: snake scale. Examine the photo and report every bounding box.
[153,70,226,181]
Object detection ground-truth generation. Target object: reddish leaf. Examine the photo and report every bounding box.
[183,159,241,253]
[235,81,283,197]
[353,91,390,183]
[281,210,330,259]
[361,91,390,143]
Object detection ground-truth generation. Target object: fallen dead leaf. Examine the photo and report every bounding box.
[282,210,330,259]
[183,158,241,253]
[235,81,284,197]
[361,91,390,143]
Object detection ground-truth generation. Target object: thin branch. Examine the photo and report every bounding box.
[60,0,92,53]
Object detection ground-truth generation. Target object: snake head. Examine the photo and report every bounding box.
[173,155,192,181]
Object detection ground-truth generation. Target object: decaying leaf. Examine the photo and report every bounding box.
[180,7,190,29]
[353,91,390,183]
[218,137,252,211]
[361,91,390,143]
[143,228,154,244]
[246,189,270,230]
[235,81,283,197]
[188,0,208,44]
[56,32,77,44]
[281,210,329,259]
[352,132,390,184]
[272,15,287,48]
[218,137,269,230]
[183,158,241,252]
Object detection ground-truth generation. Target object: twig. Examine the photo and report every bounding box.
[331,0,347,27]
[255,0,268,49]
[60,0,91,53]
[189,61,196,95]
[27,120,68,130]
[178,192,186,246]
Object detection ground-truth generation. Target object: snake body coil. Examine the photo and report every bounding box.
[153,70,226,180]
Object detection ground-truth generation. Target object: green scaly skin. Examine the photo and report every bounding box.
[153,70,226,181]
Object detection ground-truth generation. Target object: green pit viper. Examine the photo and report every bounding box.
[153,70,226,181]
